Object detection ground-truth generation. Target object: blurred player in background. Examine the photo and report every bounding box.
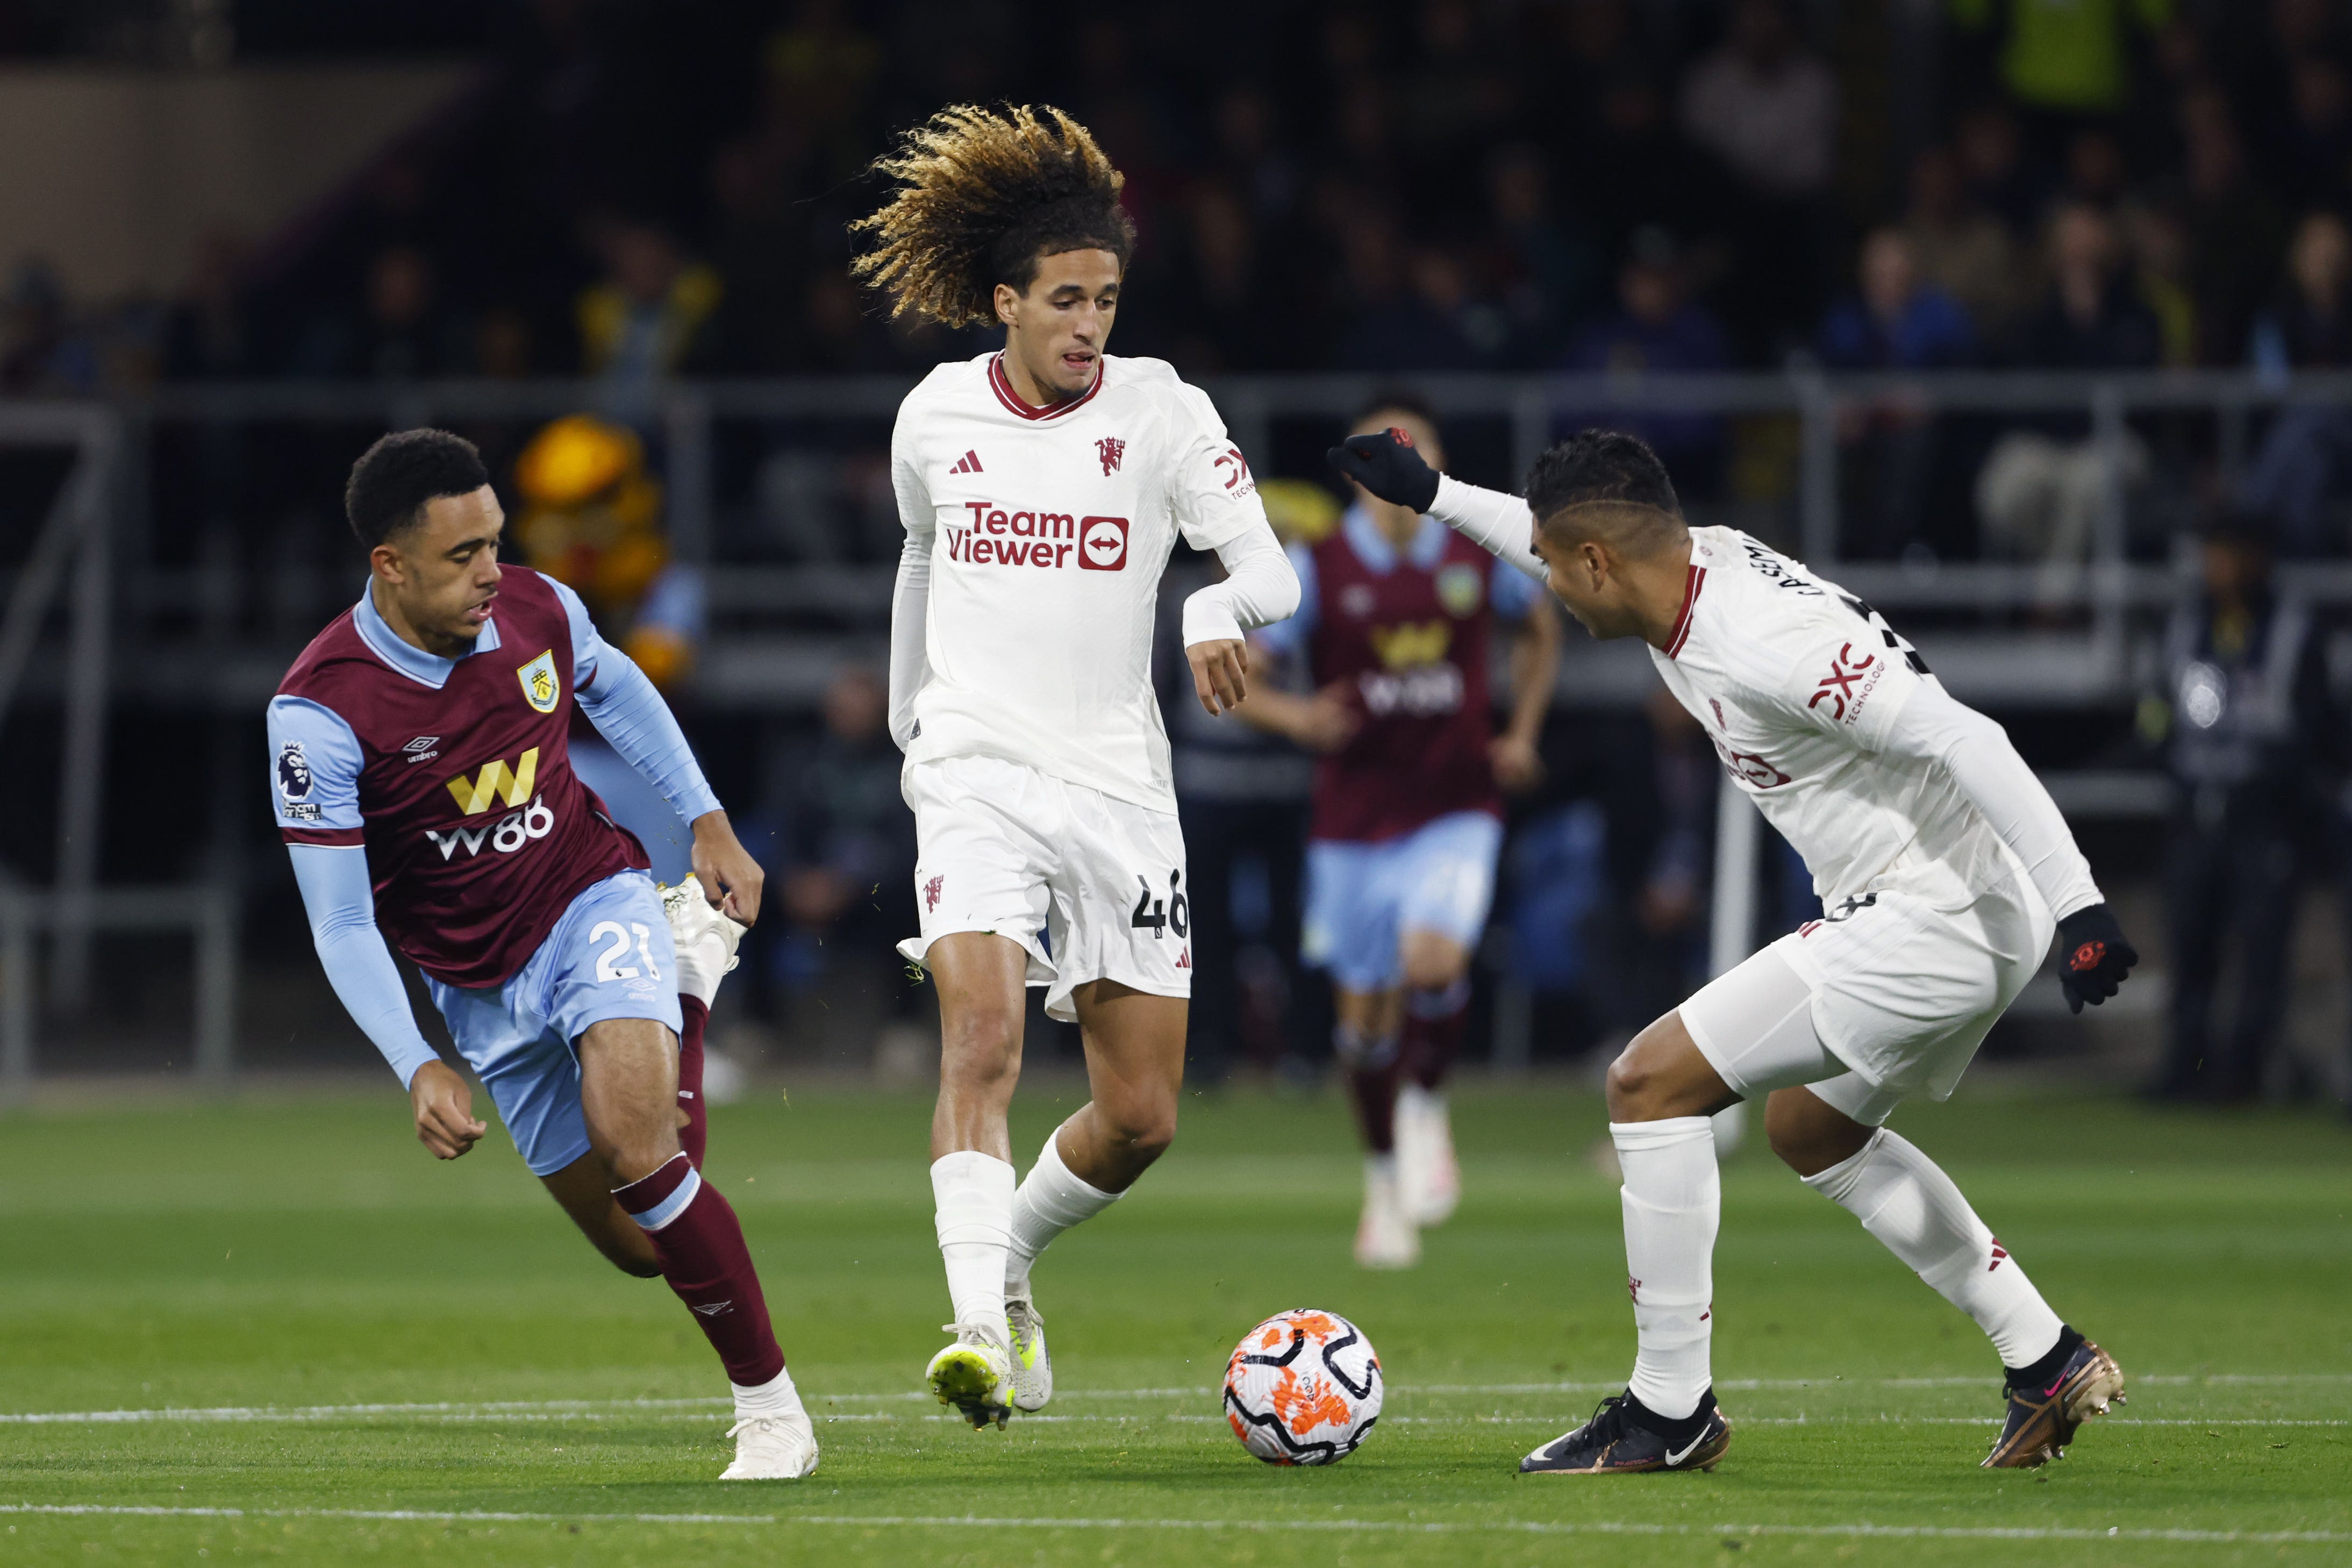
[1238,395,1559,1267]
[1335,425,2137,1475]
[270,431,813,1481]
[510,414,708,884]
[855,106,1299,1427]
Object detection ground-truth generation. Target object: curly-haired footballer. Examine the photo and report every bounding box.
[856,105,1299,1428]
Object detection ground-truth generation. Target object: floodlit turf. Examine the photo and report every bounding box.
[2,1074,2347,1566]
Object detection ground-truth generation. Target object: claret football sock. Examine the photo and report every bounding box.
[1401,978,1471,1091]
[1338,1023,1403,1154]
[1005,1127,1121,1299]
[613,1152,785,1388]
[677,997,710,1169]
[932,1150,1016,1342]
[1802,1128,2065,1371]
[1611,1116,1720,1422]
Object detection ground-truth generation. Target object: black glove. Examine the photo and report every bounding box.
[1328,428,1440,513]
[2056,903,2137,1014]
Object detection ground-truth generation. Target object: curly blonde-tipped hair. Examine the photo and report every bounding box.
[851,104,1134,328]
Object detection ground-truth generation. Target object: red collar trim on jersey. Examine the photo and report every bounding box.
[1664,562,1706,659]
[987,353,1103,420]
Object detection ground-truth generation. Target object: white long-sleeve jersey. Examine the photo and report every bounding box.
[888,352,1298,814]
[1428,476,2102,923]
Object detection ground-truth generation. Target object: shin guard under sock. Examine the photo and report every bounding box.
[1612,1117,1720,1422]
[677,997,710,1169]
[1803,1128,2064,1371]
[613,1153,784,1387]
[1005,1127,1122,1297]
[1337,1023,1403,1154]
[1401,978,1471,1091]
[931,1150,1015,1341]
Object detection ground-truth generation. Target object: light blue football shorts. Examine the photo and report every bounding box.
[1301,810,1505,994]
[426,869,682,1176]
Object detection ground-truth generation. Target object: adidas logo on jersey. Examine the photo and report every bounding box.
[950,450,983,474]
[946,501,1129,572]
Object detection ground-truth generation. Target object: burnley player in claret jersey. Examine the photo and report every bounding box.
[853,104,1298,1427]
[270,431,816,1480]
[1236,395,1559,1269]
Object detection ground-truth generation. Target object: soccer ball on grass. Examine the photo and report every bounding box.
[1222,1308,1383,1464]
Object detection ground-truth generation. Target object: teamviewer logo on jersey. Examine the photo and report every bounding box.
[1079,515,1129,571]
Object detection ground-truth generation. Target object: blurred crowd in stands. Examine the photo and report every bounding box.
[8,1,2352,1104]
[0,0,2344,395]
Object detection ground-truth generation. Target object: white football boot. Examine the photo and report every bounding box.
[719,1409,819,1479]
[1353,1156,1420,1269]
[662,880,749,1007]
[1396,1084,1461,1227]
[926,1320,1016,1428]
[1005,1290,1053,1412]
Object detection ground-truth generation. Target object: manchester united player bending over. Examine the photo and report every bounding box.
[1334,425,2138,1476]
[855,105,1298,1427]
[271,430,814,1480]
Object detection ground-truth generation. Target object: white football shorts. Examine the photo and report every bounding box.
[1679,865,2054,1122]
[898,754,1192,1022]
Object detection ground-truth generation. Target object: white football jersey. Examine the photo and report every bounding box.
[890,353,1271,813]
[1654,526,2038,913]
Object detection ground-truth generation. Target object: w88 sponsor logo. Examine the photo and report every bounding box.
[426,795,555,860]
[1356,662,1464,718]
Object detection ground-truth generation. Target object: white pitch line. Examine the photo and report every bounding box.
[8,1373,2349,1426]
[1,1503,2347,1546]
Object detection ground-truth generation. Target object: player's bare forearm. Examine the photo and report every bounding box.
[1494,602,1560,791]
[689,810,763,925]
[1187,638,1250,717]
[410,1059,487,1160]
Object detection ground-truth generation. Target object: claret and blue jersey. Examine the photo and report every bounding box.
[1254,506,1542,991]
[271,565,719,1173]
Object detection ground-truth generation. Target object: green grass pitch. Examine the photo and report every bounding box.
[2,1075,2347,1566]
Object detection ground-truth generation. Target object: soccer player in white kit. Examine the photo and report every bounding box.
[1332,426,2140,1474]
[854,105,1300,1427]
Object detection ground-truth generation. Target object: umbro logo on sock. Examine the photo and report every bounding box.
[950,450,983,474]
[692,1301,734,1317]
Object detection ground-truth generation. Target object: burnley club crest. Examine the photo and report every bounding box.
[517,649,561,713]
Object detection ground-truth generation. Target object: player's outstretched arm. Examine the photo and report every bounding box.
[1181,524,1300,715]
[288,844,485,1156]
[1327,431,1547,583]
[1876,683,2139,1012]
[554,576,761,922]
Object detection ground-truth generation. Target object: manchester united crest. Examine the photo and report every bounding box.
[517,649,561,714]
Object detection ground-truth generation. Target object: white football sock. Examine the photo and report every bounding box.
[1803,1128,2063,1371]
[931,1150,1016,1342]
[1611,1117,1719,1421]
[1004,1128,1121,1298]
[731,1363,805,1421]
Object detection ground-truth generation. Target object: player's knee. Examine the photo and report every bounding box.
[1603,1049,1650,1119]
[939,1006,1021,1080]
[1764,1093,1870,1177]
[1102,1099,1178,1165]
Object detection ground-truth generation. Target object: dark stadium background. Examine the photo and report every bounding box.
[0,0,2342,1114]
